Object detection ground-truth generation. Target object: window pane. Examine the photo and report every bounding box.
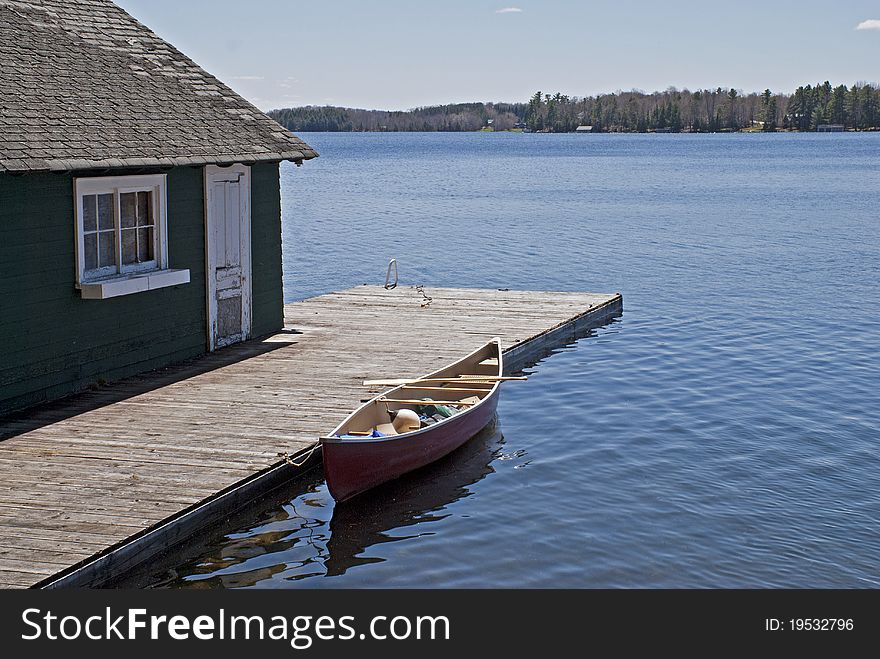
[99,231,115,268]
[83,195,97,231]
[84,233,97,271]
[122,229,137,265]
[97,193,114,231]
[137,191,152,227]
[120,192,137,229]
[137,227,154,262]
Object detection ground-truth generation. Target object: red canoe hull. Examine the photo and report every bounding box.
[322,386,500,502]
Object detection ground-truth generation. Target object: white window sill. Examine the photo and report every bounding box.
[79,269,190,300]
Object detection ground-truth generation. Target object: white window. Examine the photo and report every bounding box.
[74,175,189,299]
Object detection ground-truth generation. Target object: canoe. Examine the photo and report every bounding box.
[321,338,504,502]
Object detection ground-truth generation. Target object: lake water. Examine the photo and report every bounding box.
[147,132,879,588]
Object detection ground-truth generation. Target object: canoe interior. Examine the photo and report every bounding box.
[330,339,502,438]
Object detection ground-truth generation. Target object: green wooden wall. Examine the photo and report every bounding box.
[0,162,284,416]
[250,163,284,338]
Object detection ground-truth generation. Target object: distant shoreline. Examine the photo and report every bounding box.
[290,128,879,134]
[269,82,880,134]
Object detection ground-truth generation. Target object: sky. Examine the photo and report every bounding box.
[114,0,880,111]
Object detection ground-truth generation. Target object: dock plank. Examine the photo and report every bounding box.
[0,285,620,588]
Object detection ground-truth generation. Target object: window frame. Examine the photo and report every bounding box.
[73,174,188,300]
[75,174,168,284]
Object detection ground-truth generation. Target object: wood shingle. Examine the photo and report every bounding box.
[0,0,317,172]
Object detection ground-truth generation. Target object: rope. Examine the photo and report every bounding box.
[277,442,321,468]
[415,284,433,308]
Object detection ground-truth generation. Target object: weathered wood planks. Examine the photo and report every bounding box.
[0,285,621,588]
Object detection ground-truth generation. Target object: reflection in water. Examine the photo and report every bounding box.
[146,422,504,588]
[148,499,327,588]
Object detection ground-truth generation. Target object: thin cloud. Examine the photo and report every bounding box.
[231,75,265,81]
[856,19,880,30]
[495,7,523,14]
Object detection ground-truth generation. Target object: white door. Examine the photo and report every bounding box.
[205,164,252,350]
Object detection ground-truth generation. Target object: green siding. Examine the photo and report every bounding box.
[0,163,285,416]
[0,167,208,415]
[249,163,284,338]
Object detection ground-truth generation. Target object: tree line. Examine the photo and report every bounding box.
[268,102,524,132]
[268,82,880,133]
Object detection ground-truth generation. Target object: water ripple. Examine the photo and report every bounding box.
[146,133,880,588]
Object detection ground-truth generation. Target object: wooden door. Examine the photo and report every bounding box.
[205,164,251,350]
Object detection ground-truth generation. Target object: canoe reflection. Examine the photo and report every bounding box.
[324,420,504,577]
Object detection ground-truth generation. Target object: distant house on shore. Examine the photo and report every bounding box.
[0,0,317,415]
[575,125,594,133]
[816,124,845,132]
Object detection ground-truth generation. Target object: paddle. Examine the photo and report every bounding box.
[363,375,527,386]
[375,398,478,407]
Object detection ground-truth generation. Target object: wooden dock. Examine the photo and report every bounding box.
[0,285,621,588]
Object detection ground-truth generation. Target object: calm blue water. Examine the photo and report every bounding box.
[150,133,880,588]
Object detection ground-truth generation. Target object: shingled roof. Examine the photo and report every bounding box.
[0,0,317,173]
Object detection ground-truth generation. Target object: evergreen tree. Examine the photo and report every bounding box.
[828,85,848,125]
[810,105,826,130]
[845,85,861,128]
[760,89,777,130]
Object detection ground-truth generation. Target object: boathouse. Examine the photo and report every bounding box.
[0,0,317,415]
